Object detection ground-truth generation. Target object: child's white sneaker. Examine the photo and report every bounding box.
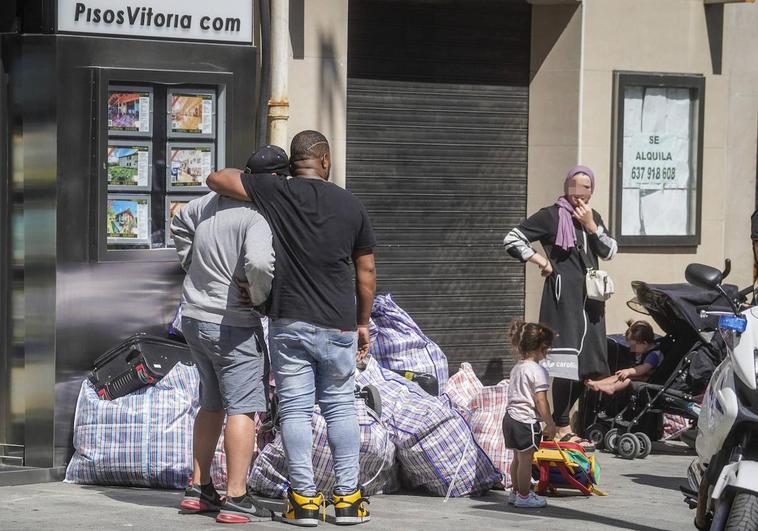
[514,491,547,508]
[507,490,517,505]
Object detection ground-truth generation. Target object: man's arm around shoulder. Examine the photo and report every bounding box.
[206,168,250,201]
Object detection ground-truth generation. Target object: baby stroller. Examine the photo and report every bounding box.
[582,267,745,460]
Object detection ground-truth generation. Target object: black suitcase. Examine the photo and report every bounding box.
[88,333,194,400]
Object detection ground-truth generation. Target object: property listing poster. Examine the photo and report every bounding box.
[621,86,695,237]
[107,145,149,187]
[170,93,214,135]
[169,145,213,187]
[108,91,151,133]
[107,196,150,242]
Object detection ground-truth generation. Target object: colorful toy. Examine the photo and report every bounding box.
[532,440,607,496]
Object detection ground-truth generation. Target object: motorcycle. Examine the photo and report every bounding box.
[681,262,758,530]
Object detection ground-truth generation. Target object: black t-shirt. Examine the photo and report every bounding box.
[241,173,376,330]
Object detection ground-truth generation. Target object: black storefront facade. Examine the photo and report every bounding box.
[0,0,258,481]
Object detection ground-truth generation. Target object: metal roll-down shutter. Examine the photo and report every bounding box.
[347,0,531,383]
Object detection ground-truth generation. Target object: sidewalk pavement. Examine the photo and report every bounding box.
[0,442,695,531]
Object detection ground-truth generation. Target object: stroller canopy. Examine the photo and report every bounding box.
[629,282,738,343]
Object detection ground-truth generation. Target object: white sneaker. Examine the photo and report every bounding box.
[514,491,547,508]
[507,490,517,505]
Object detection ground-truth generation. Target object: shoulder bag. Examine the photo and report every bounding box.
[576,229,614,302]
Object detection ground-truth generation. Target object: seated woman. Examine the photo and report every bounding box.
[585,320,662,396]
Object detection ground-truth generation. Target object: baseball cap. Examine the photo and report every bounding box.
[244,144,290,175]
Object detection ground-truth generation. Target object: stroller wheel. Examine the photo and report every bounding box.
[635,432,652,459]
[603,428,620,453]
[585,423,609,451]
[618,433,640,460]
[356,384,382,419]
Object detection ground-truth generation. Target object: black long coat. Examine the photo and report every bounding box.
[505,205,617,379]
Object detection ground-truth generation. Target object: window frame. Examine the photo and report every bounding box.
[612,71,705,248]
[93,67,231,263]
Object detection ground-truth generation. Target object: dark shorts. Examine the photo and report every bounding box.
[182,316,269,415]
[503,411,542,452]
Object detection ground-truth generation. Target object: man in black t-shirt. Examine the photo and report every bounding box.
[207,131,375,526]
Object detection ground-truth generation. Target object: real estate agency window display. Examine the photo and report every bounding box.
[106,86,154,249]
[104,84,215,252]
[613,72,705,247]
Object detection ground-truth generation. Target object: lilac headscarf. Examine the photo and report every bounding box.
[554,165,595,251]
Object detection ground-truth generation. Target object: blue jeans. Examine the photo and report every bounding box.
[270,319,360,496]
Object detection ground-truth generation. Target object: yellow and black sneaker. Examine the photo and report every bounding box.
[331,489,370,525]
[282,489,325,527]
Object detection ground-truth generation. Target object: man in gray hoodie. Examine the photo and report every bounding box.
[171,146,287,523]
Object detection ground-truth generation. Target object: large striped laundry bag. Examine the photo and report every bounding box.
[445,362,514,488]
[368,294,449,394]
[65,363,233,489]
[356,357,501,497]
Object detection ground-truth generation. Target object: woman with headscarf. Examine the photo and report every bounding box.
[503,165,618,446]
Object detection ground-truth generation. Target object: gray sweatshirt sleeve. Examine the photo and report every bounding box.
[243,217,275,307]
[171,198,202,271]
[503,208,554,263]
[503,227,536,262]
[588,210,618,261]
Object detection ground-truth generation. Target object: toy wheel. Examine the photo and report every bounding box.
[635,432,652,459]
[603,428,620,453]
[585,423,609,451]
[618,433,640,460]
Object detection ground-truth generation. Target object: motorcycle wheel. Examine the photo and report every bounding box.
[725,492,758,531]
[603,428,620,453]
[585,423,609,451]
[635,432,652,459]
[617,433,640,460]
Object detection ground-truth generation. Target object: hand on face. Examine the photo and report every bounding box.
[567,173,593,208]
[571,198,598,233]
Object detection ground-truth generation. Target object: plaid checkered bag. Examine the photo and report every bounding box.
[168,302,184,339]
[444,362,513,488]
[663,413,692,440]
[469,382,513,488]
[65,363,201,488]
[356,357,501,497]
[209,414,270,488]
[368,294,449,394]
[248,399,399,498]
[210,432,228,487]
[444,362,484,419]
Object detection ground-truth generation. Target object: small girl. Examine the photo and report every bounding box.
[503,320,556,509]
[586,320,662,395]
